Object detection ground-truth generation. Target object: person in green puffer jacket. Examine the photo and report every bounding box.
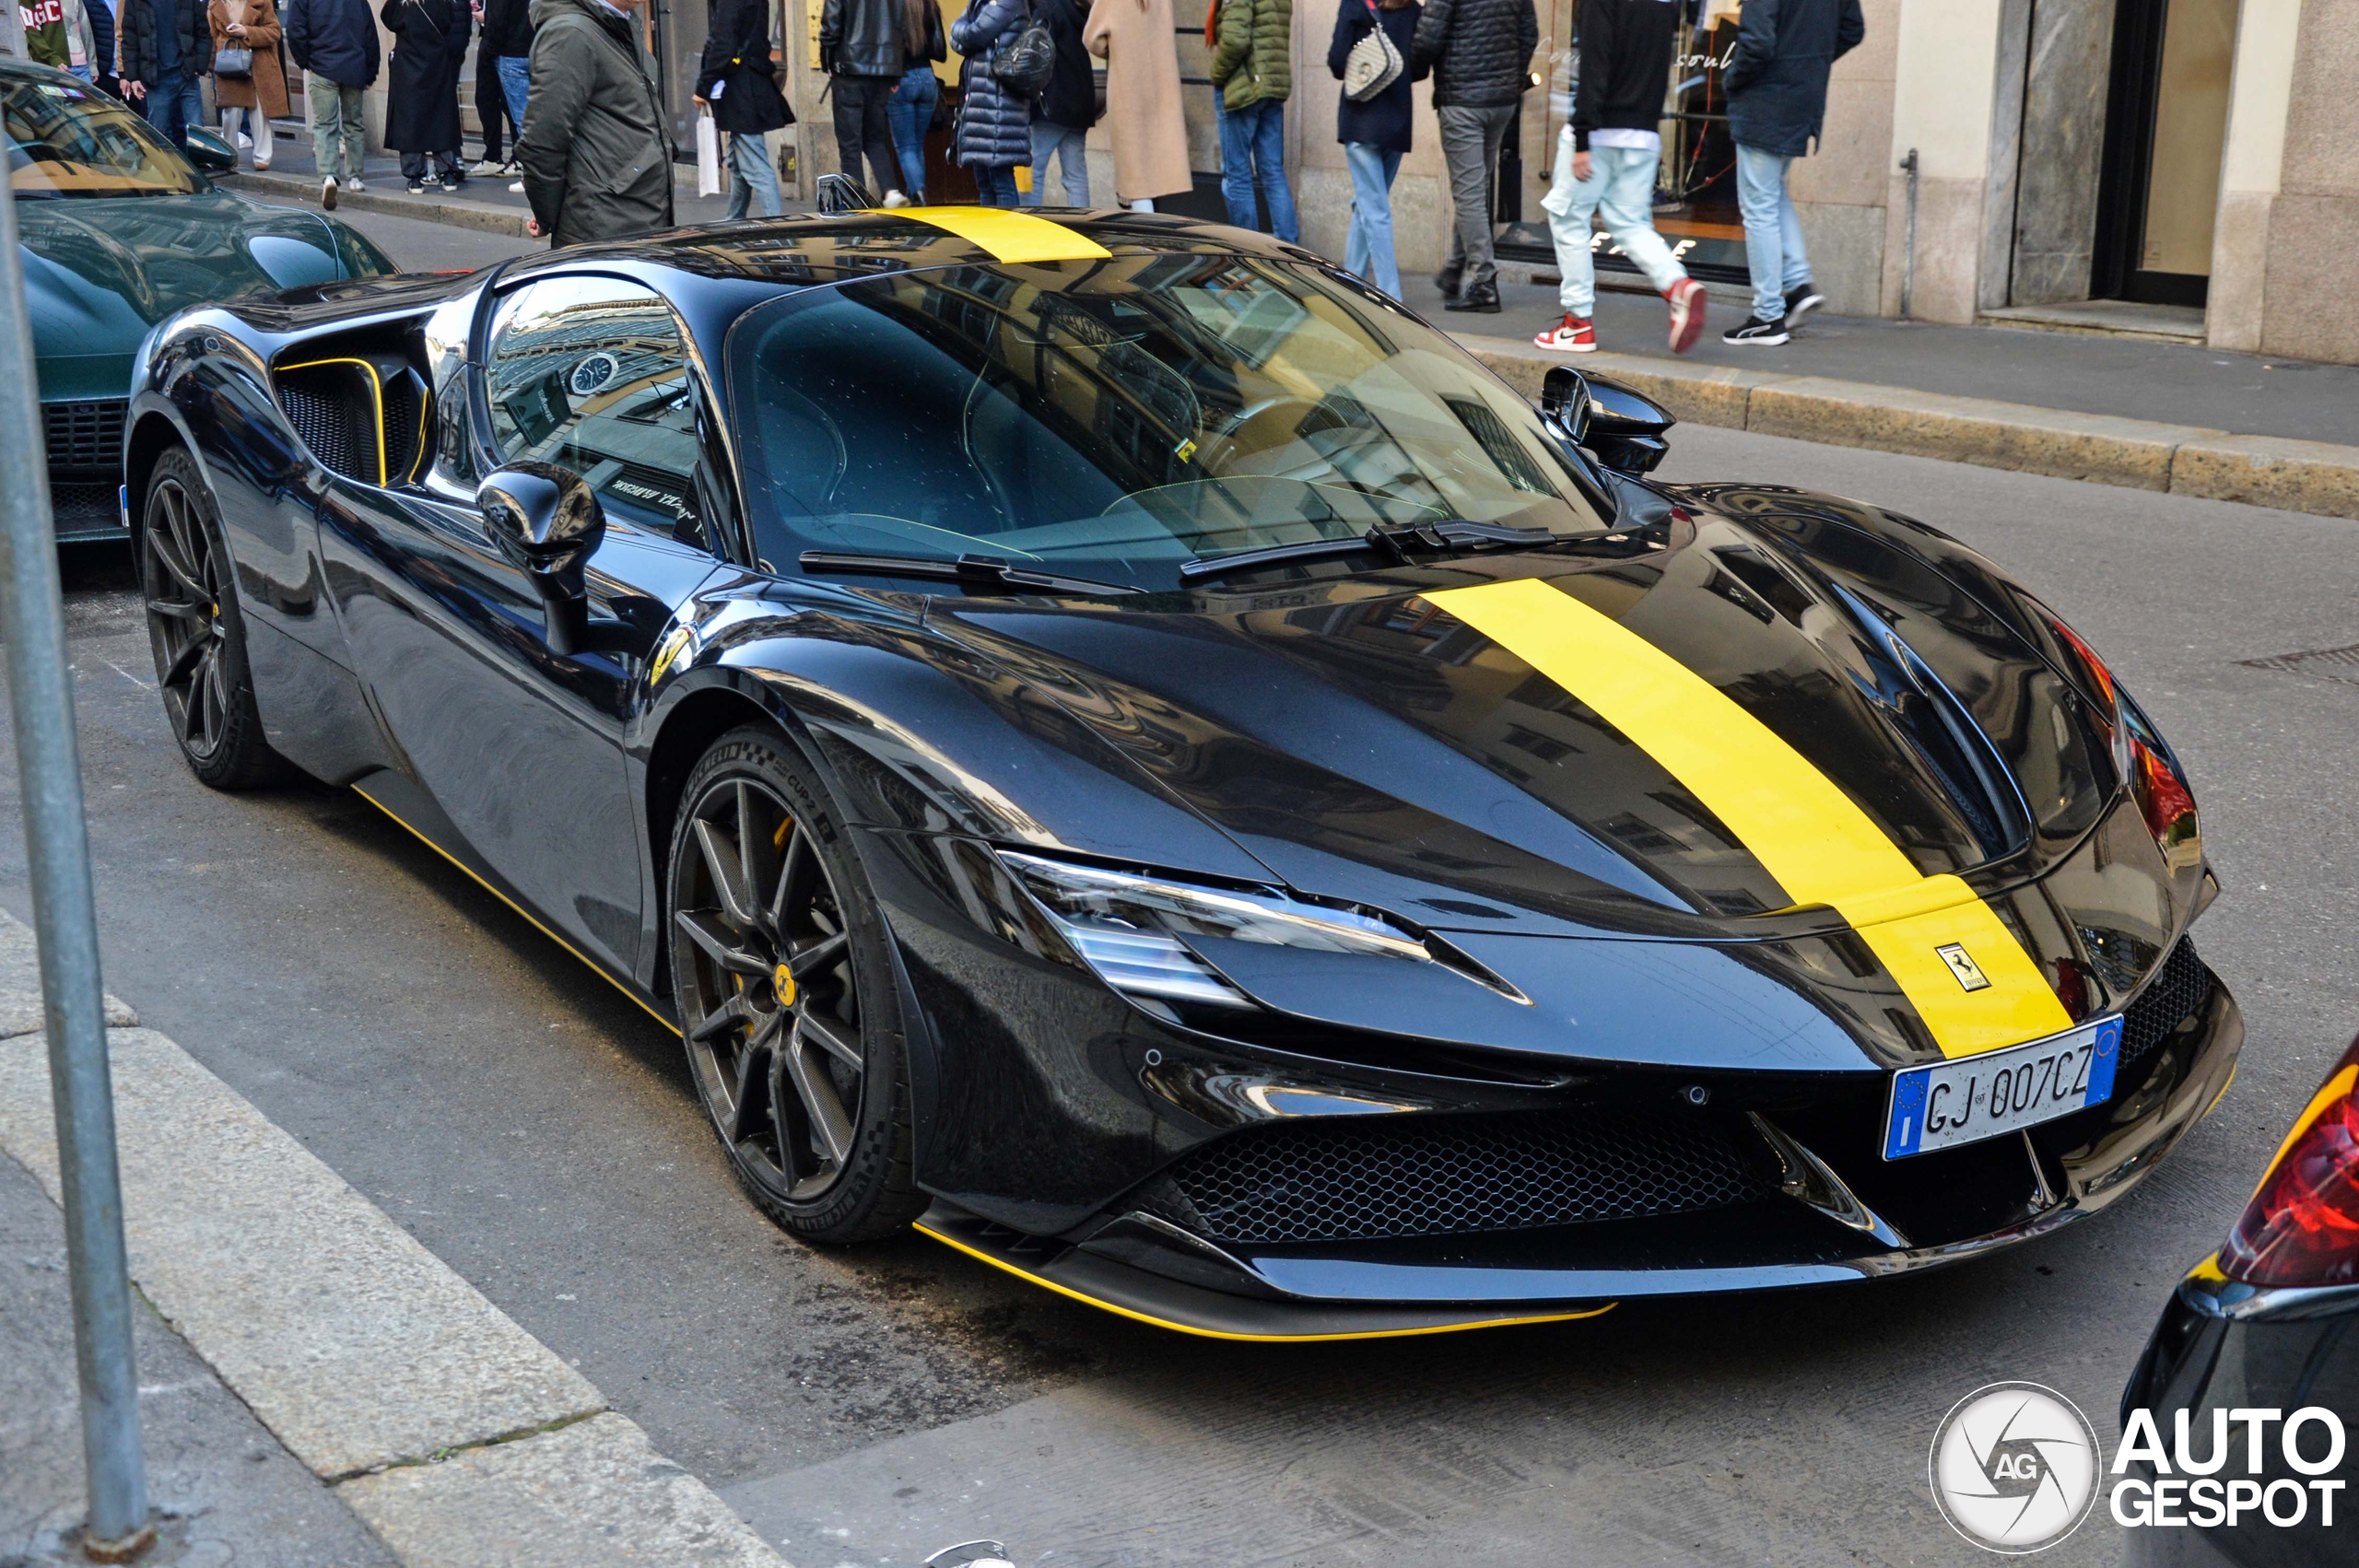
[1207,0,1297,241]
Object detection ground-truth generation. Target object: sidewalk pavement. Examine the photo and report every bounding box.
[0,909,792,1568]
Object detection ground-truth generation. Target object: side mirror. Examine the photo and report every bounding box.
[477,462,605,655]
[182,126,237,172]
[1540,365,1591,445]
[816,172,875,214]
[1582,375,1676,475]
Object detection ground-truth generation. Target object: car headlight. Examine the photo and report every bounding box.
[999,852,1496,1014]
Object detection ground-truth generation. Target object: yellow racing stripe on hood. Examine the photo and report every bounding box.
[1425,579,2071,1059]
[889,206,1113,263]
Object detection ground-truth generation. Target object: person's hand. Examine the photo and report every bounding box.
[692,94,707,109]
[226,20,247,34]
[123,78,146,99]
[1573,150,1592,182]
[525,216,542,238]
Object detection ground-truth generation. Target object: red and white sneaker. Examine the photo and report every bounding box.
[1664,276,1708,355]
[1534,314,1597,353]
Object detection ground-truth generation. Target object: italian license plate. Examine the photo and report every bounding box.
[1883,1016,2123,1159]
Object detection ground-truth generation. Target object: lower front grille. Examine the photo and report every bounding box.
[1166,1109,1775,1246]
[49,483,123,538]
[2120,936,2212,1066]
[44,398,127,474]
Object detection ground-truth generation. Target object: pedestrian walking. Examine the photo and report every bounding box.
[947,0,1031,208]
[208,0,287,171]
[1719,0,1861,345]
[467,4,516,177]
[1020,0,1095,207]
[1533,0,1706,355]
[1084,0,1189,211]
[516,0,674,246]
[380,0,470,193]
[696,0,792,220]
[1326,0,1421,298]
[285,0,376,205]
[119,0,213,148]
[886,0,945,203]
[820,0,911,204]
[1208,0,1295,240]
[23,0,109,83]
[1410,0,1537,313]
[477,0,532,189]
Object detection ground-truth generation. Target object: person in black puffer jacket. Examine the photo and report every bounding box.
[822,0,911,201]
[1719,0,1863,345]
[1407,0,1536,312]
[1021,0,1098,208]
[949,0,1032,206]
[1327,0,1423,298]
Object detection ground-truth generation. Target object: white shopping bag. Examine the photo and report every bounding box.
[696,111,723,199]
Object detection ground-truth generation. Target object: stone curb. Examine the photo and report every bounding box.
[1454,333,2359,521]
[0,911,791,1567]
[225,170,535,238]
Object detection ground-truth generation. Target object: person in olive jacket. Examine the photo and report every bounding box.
[696,0,792,219]
[1209,0,1296,240]
[1410,0,1538,312]
[517,0,675,246]
[380,0,471,193]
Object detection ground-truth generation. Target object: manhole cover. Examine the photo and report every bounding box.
[2239,644,2359,685]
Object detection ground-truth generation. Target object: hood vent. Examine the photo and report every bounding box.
[1825,580,2032,865]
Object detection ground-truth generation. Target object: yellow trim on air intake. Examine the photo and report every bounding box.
[913,1222,1617,1341]
[888,206,1113,263]
[1424,579,2074,1060]
[276,357,390,486]
[352,784,684,1036]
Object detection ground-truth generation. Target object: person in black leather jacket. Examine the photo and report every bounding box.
[820,0,910,201]
[1407,0,1536,312]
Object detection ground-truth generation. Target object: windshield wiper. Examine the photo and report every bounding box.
[1179,519,1559,584]
[798,551,1145,597]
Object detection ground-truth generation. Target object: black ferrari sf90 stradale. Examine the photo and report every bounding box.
[120,209,2239,1339]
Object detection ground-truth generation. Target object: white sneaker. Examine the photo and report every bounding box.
[508,179,524,193]
[882,189,910,208]
[321,175,337,209]
[234,131,252,148]
[345,178,365,193]
[469,158,504,176]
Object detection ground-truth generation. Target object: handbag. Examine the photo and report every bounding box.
[995,0,1056,99]
[695,109,723,198]
[1343,0,1402,103]
[215,46,254,79]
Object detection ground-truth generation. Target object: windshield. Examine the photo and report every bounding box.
[5,76,203,198]
[729,253,1613,591]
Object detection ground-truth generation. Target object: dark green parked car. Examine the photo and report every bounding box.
[6,57,396,541]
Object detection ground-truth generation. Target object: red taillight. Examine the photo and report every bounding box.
[2041,611,2117,709]
[2221,1038,2359,1287]
[2132,736,2201,871]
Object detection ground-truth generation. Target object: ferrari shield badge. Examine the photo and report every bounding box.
[1936,943,1991,992]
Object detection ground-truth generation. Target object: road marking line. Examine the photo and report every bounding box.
[0,908,787,1566]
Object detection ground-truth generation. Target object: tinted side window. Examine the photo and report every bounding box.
[483,275,704,534]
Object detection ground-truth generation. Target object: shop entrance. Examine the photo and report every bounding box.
[1496,0,1749,286]
[2093,0,2236,306]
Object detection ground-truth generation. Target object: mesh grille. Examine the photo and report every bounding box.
[381,371,422,484]
[1168,1110,1774,1246]
[49,483,122,537]
[43,399,125,474]
[2119,936,2212,1066]
[276,376,366,482]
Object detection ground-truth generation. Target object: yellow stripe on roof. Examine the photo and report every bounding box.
[1426,579,2072,1059]
[890,205,1112,263]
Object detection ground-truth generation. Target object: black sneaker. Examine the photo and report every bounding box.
[1722,313,1790,346]
[1444,281,1502,314]
[406,179,426,194]
[440,176,462,193]
[1784,283,1825,330]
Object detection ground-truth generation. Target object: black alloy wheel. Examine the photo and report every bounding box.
[667,727,922,1242]
[139,449,284,789]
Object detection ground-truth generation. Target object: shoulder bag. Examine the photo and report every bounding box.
[1343,0,1402,103]
[996,0,1056,99]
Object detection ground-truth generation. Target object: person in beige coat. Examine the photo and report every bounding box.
[1083,0,1190,208]
[209,0,290,170]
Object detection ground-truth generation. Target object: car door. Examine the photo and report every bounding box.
[319,272,727,975]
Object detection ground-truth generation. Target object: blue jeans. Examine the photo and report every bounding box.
[497,55,531,132]
[1545,135,1687,316]
[1735,141,1810,321]
[1021,120,1087,206]
[1343,142,1402,298]
[1215,97,1297,241]
[141,72,204,146]
[886,64,936,199]
[726,130,780,218]
[973,164,1019,206]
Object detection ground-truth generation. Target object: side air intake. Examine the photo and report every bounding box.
[275,352,427,486]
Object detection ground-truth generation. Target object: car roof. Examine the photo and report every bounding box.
[503,208,1319,292]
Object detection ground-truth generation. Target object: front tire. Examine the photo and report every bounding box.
[139,448,285,790]
[666,726,924,1243]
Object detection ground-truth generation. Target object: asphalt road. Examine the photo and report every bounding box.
[7,426,2357,1567]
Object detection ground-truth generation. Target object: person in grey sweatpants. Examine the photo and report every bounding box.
[1409,0,1537,313]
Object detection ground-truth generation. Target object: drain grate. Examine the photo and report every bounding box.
[2240,645,2359,685]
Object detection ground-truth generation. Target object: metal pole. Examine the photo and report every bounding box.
[0,185,152,1558]
[1899,148,1920,323]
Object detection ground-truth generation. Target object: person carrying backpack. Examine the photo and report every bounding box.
[1020,0,1097,206]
